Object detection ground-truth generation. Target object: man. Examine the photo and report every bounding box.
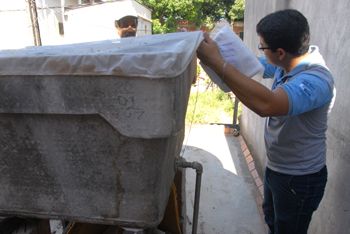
[197,9,335,234]
[115,15,138,38]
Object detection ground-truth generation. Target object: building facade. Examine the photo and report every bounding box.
[0,0,152,49]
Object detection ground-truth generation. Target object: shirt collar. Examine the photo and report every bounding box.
[277,46,325,79]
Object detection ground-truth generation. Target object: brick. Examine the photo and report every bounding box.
[251,169,259,179]
[245,155,253,164]
[259,186,264,197]
[247,161,255,171]
[243,149,251,158]
[241,142,248,152]
[255,177,263,187]
[224,126,233,134]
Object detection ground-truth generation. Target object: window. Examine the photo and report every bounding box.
[58,22,64,35]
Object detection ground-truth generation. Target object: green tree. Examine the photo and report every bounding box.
[139,0,236,34]
[229,0,245,21]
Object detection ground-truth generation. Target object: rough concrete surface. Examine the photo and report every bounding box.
[242,1,350,233]
[182,124,266,234]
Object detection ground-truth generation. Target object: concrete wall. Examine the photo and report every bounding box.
[0,1,34,49]
[63,1,152,43]
[242,0,350,233]
[131,0,152,36]
[0,0,68,49]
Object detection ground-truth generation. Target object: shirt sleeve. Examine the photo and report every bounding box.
[281,74,333,116]
[258,56,277,78]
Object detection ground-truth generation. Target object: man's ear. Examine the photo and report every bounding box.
[276,48,286,61]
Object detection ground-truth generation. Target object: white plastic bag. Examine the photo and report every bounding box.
[200,20,264,92]
[0,31,203,78]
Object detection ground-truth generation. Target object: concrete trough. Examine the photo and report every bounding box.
[0,32,202,229]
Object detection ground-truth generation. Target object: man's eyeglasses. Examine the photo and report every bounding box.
[258,44,271,51]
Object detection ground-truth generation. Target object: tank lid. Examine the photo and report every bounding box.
[0,31,203,78]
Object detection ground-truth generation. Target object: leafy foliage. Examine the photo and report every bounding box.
[229,0,245,21]
[138,0,241,33]
[186,88,238,124]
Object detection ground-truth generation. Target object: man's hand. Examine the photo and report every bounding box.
[197,33,289,117]
[197,33,225,73]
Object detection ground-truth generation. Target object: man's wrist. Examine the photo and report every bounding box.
[212,59,225,75]
[221,61,227,81]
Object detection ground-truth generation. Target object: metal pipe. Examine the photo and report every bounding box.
[176,159,203,234]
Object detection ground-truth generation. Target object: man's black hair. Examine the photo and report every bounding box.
[256,9,310,56]
[115,15,138,28]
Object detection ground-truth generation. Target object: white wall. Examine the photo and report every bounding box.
[63,1,151,43]
[131,0,152,36]
[0,0,152,49]
[37,0,65,45]
[63,3,118,43]
[0,0,33,49]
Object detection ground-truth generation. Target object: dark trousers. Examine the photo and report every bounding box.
[263,166,327,234]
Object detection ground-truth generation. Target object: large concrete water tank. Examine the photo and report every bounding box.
[0,32,203,229]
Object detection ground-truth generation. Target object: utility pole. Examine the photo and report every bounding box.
[27,0,42,46]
